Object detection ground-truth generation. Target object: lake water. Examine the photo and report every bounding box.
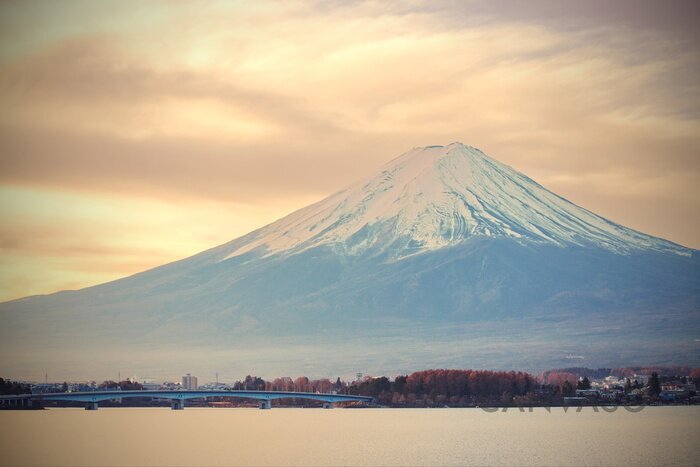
[1,407,698,466]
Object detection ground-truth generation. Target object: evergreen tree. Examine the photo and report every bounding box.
[562,380,574,396]
[0,378,30,395]
[648,372,661,397]
[576,376,591,390]
[624,378,632,393]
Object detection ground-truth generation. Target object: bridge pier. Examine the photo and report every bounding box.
[323,402,334,409]
[259,399,272,410]
[171,399,185,410]
[85,401,98,410]
[0,398,36,409]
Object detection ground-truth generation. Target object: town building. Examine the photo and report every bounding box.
[182,374,198,390]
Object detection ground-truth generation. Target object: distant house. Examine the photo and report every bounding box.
[141,381,161,391]
[603,376,623,387]
[662,382,696,392]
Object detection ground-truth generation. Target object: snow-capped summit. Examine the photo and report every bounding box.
[222,142,685,260]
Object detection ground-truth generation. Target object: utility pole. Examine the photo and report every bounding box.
[216,372,219,386]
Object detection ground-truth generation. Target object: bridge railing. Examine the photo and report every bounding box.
[1,389,375,411]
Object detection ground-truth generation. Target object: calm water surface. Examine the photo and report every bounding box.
[1,407,698,466]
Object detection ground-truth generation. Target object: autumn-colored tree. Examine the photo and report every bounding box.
[118,380,143,391]
[98,380,119,389]
[313,378,333,394]
[271,377,293,392]
[346,369,538,405]
[294,376,310,392]
[540,371,577,388]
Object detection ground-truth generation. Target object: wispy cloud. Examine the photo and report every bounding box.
[0,0,698,300]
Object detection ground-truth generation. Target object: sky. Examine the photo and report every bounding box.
[1,0,699,302]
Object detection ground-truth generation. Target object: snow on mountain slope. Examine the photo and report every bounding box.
[222,142,687,260]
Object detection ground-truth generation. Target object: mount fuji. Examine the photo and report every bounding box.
[2,143,698,379]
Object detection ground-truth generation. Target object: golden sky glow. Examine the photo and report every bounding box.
[1,0,699,301]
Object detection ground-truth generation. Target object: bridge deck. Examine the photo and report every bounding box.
[0,390,374,409]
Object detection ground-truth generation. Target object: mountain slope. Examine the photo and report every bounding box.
[1,143,697,379]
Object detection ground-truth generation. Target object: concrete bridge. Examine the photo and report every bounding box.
[0,390,374,410]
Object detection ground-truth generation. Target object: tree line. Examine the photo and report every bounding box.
[0,378,30,395]
[347,369,537,406]
[4,365,694,408]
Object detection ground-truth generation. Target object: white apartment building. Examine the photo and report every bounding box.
[182,374,198,390]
